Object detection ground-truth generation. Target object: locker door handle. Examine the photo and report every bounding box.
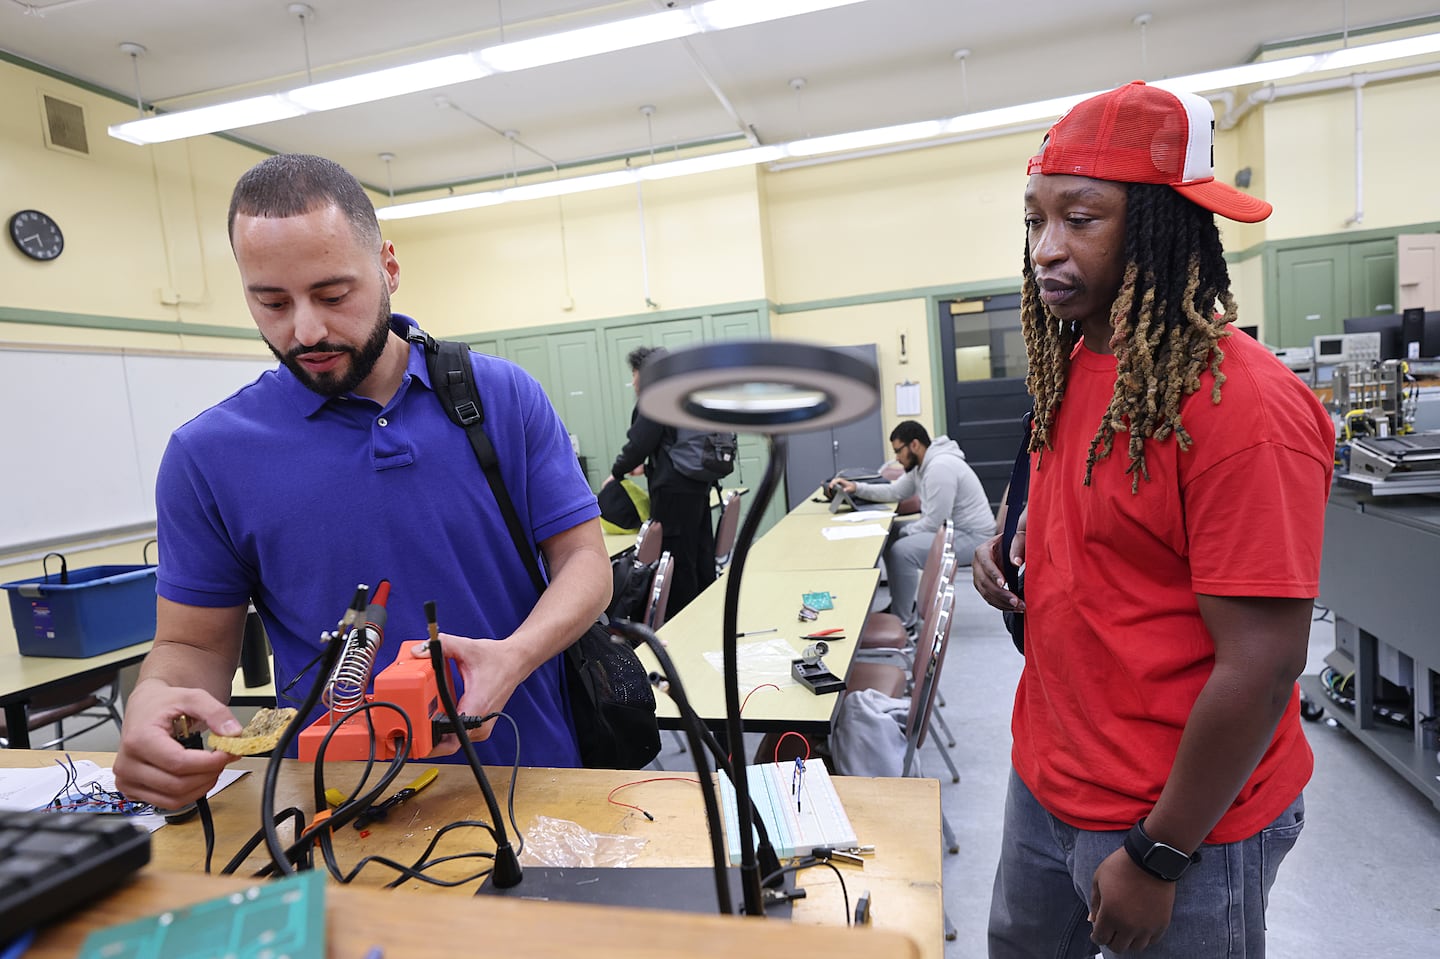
[1305,314,1322,321]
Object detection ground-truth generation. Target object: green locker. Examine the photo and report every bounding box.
[1350,239,1398,316]
[1276,244,1348,347]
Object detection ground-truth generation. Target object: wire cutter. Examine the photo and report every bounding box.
[352,768,439,830]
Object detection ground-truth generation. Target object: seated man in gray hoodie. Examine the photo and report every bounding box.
[830,421,993,631]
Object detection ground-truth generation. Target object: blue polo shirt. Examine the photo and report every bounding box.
[155,315,598,767]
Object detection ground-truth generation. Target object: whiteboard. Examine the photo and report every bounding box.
[0,347,275,552]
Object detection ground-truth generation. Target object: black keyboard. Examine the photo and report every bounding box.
[0,809,151,941]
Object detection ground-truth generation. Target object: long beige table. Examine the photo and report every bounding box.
[602,530,637,557]
[647,567,879,732]
[0,639,152,748]
[8,750,939,959]
[787,485,897,518]
[745,510,894,571]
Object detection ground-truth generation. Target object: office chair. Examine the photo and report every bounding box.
[643,551,675,631]
[840,582,961,937]
[859,520,954,654]
[0,672,124,749]
[713,490,745,578]
[634,518,664,566]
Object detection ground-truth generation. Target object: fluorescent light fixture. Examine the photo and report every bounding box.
[501,169,639,203]
[638,145,786,180]
[788,120,945,158]
[286,55,491,112]
[1152,57,1318,95]
[1319,31,1440,71]
[375,26,1440,221]
[108,0,876,146]
[945,93,1098,135]
[109,94,306,145]
[691,0,871,31]
[478,10,698,72]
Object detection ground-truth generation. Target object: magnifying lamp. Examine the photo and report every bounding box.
[638,340,880,917]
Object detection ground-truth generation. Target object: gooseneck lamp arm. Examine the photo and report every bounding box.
[636,340,880,920]
[721,433,787,916]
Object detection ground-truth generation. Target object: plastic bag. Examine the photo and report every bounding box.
[517,815,648,868]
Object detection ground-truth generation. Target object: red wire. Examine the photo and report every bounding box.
[740,683,782,715]
[773,730,811,764]
[606,776,700,818]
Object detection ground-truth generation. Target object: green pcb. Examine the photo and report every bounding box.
[78,870,326,959]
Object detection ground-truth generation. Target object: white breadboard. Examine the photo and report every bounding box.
[717,762,857,864]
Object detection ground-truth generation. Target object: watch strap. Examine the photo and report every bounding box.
[1123,818,1201,882]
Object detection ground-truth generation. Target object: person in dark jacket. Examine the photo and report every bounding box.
[606,346,715,617]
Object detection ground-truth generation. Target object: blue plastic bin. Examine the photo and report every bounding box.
[2,565,157,658]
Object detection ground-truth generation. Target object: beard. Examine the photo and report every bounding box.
[904,458,918,472]
[264,288,392,398]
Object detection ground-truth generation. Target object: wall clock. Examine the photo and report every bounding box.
[8,210,64,261]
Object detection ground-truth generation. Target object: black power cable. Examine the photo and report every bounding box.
[612,619,730,915]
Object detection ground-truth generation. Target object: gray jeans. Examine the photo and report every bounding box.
[989,769,1305,958]
[886,525,986,628]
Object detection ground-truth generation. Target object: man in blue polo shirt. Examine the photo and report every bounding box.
[114,154,610,808]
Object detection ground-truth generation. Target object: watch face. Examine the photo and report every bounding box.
[1143,842,1193,880]
[8,210,64,261]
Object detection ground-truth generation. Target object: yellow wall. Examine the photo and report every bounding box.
[1263,75,1440,240]
[1230,254,1267,338]
[761,130,1036,304]
[3,61,261,351]
[385,165,769,334]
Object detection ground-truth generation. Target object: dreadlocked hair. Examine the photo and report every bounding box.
[1021,182,1237,493]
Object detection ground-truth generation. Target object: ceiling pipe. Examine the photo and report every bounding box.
[1218,60,1440,130]
[766,120,1055,173]
[1343,78,1365,227]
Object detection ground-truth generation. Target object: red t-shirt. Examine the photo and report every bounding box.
[1013,327,1334,843]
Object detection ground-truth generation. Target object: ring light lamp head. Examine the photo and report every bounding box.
[636,341,880,433]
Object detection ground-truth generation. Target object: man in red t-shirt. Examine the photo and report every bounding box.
[973,82,1334,958]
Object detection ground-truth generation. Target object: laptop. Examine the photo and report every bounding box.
[828,484,891,513]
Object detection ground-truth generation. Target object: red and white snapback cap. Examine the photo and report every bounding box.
[1027,81,1272,223]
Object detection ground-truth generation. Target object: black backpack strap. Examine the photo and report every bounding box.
[1000,411,1033,594]
[421,332,548,598]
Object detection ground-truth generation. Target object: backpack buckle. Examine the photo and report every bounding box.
[454,400,481,425]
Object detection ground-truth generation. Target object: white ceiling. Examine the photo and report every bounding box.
[4,0,1438,194]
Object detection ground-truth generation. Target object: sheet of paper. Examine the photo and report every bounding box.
[896,381,921,416]
[703,637,798,689]
[821,524,890,540]
[0,760,249,832]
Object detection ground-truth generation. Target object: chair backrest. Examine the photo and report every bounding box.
[0,672,123,750]
[635,518,664,566]
[914,521,955,616]
[900,584,956,776]
[713,490,745,575]
[644,551,675,630]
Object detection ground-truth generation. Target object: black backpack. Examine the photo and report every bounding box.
[412,328,660,769]
[668,428,737,482]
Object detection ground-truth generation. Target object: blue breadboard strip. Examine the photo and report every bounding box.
[77,870,326,959]
[718,763,857,864]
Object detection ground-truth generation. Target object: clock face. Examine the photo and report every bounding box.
[8,210,64,261]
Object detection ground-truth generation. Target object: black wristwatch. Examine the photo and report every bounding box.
[1123,819,1201,882]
